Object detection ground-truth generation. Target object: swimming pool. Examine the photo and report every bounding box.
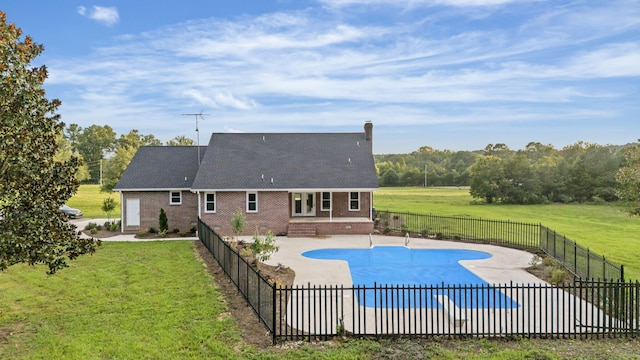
[302,246,519,309]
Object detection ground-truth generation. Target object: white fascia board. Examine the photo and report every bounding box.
[115,188,191,192]
[192,187,379,192]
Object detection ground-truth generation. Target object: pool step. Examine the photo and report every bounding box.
[287,223,317,237]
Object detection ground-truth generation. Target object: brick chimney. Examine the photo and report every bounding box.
[364,121,373,151]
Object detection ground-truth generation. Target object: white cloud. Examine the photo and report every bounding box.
[318,0,528,8]
[47,1,640,151]
[77,5,119,26]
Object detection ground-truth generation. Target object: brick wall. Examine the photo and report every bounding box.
[199,191,290,237]
[121,191,198,233]
[315,191,372,218]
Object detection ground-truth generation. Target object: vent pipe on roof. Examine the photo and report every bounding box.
[262,136,265,143]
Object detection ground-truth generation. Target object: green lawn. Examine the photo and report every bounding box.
[3,241,638,359]
[374,187,640,281]
[67,185,120,219]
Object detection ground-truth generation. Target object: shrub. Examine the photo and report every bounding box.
[149,227,157,234]
[541,257,556,267]
[435,232,444,240]
[420,229,429,237]
[172,228,180,234]
[109,222,120,232]
[550,269,567,285]
[159,208,168,233]
[84,222,98,231]
[250,229,279,263]
[136,230,149,237]
[90,228,98,235]
[158,229,167,238]
[231,209,247,239]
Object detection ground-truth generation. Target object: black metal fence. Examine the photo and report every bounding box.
[198,219,639,343]
[277,280,640,341]
[376,210,624,281]
[198,220,275,333]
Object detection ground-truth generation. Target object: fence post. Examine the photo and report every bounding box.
[272,281,277,345]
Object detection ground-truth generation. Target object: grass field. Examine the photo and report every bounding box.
[67,185,120,219]
[2,241,638,359]
[3,185,633,358]
[374,187,640,281]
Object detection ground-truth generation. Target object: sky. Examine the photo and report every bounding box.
[3,0,639,154]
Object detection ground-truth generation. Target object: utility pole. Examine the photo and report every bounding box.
[182,112,209,164]
[424,164,427,187]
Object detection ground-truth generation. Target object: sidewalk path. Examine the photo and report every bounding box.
[70,218,197,242]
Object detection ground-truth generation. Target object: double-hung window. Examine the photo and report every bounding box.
[170,191,182,205]
[321,192,331,211]
[349,192,360,211]
[205,192,216,213]
[247,192,258,212]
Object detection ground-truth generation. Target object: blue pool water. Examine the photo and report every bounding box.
[302,246,519,309]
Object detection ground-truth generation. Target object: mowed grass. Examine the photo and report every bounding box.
[0,242,244,359]
[2,198,640,358]
[67,184,120,219]
[374,187,640,280]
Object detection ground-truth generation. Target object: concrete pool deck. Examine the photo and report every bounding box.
[263,234,548,287]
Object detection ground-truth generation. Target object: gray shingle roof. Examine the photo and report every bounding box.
[191,132,378,190]
[114,146,206,190]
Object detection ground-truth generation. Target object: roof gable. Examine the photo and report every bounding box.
[114,146,206,190]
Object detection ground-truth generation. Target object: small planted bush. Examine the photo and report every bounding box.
[159,208,168,233]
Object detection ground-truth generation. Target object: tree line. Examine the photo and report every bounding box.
[376,141,640,212]
[61,124,195,191]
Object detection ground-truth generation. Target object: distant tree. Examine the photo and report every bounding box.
[100,144,138,192]
[117,129,162,149]
[64,123,82,151]
[100,130,161,192]
[0,11,100,274]
[616,140,640,215]
[381,168,400,186]
[502,153,539,204]
[166,135,195,146]
[76,124,117,183]
[469,156,505,203]
[55,133,90,182]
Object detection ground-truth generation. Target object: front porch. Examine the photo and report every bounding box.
[287,217,374,237]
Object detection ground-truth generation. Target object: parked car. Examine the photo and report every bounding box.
[60,205,82,219]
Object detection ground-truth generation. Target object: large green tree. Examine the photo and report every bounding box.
[0,11,100,273]
[100,130,162,192]
[616,140,640,215]
[469,155,505,203]
[76,124,116,183]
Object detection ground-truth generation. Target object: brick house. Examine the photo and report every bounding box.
[114,122,379,237]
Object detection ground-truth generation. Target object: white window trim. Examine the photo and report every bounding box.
[170,191,182,205]
[321,192,332,211]
[246,192,258,213]
[204,192,216,213]
[348,191,360,211]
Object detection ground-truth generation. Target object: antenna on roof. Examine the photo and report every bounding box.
[182,111,210,164]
